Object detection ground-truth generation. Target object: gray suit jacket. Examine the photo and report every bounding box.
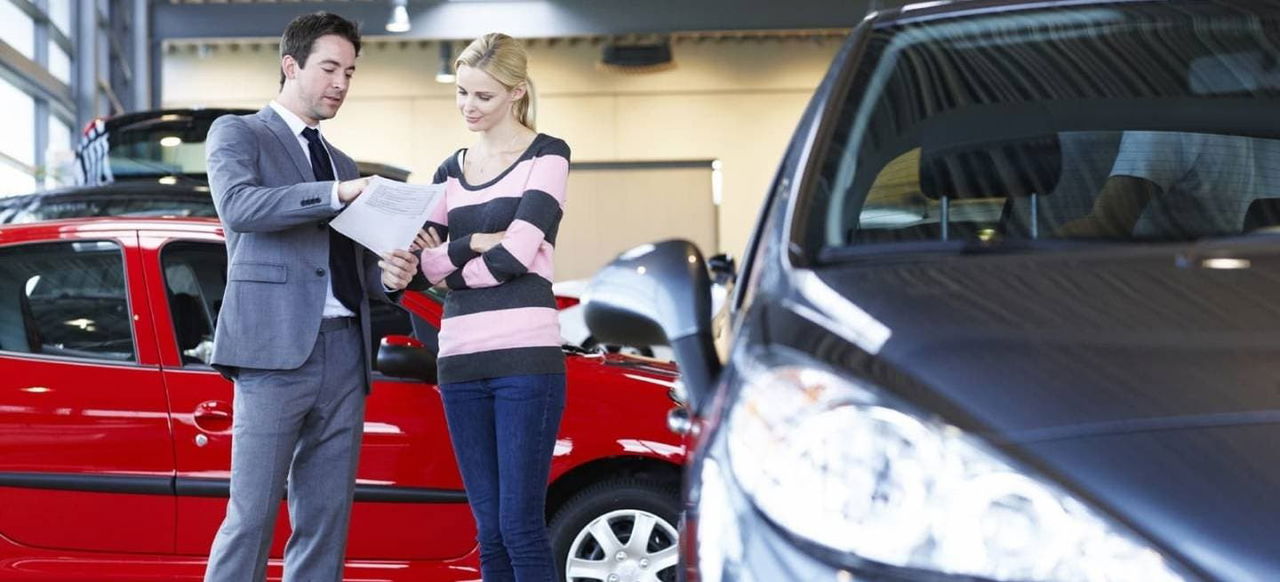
[206,106,390,388]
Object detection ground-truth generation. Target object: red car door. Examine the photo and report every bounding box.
[0,230,175,554]
[138,232,476,563]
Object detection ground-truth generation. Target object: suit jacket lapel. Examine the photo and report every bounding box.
[258,107,313,182]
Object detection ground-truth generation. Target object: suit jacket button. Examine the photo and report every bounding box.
[315,268,326,276]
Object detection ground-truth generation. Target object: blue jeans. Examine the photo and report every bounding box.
[439,373,566,582]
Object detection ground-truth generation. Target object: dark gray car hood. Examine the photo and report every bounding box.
[812,242,1280,439]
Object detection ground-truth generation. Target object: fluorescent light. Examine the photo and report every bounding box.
[160,136,182,147]
[1202,257,1251,270]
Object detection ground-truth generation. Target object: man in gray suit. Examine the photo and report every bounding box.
[202,12,420,582]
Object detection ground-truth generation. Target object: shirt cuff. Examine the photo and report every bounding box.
[330,182,342,210]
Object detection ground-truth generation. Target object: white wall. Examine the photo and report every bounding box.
[162,35,843,257]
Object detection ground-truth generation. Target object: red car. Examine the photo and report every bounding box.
[0,217,684,581]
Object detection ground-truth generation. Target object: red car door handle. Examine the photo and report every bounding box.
[193,401,233,433]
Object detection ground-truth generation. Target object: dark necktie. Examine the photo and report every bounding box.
[301,127,361,313]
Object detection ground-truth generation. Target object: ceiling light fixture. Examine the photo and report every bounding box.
[386,0,411,33]
[598,37,676,74]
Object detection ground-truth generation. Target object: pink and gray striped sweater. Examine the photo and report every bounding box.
[419,134,570,384]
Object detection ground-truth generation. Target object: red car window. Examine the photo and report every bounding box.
[0,240,134,361]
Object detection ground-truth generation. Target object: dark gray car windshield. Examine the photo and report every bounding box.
[806,1,1280,256]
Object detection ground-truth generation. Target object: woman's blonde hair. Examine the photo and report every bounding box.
[455,33,536,131]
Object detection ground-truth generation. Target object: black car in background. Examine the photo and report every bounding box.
[0,108,410,224]
[0,182,218,224]
[587,1,1280,581]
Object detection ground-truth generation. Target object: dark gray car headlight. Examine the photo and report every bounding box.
[720,352,1190,582]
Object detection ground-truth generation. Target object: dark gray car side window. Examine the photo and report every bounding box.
[0,240,135,362]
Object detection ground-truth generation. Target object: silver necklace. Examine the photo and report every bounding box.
[467,132,524,182]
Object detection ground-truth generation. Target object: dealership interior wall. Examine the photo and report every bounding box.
[0,0,864,273]
[162,35,841,264]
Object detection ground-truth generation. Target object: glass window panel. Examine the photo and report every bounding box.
[48,41,70,85]
[96,91,111,118]
[45,116,74,189]
[0,1,34,60]
[48,0,72,37]
[0,163,37,197]
[0,80,34,166]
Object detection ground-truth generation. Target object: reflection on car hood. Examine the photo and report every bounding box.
[1025,422,1280,582]
[812,241,1280,438]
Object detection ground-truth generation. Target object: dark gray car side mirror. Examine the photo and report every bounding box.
[376,334,438,384]
[584,239,721,412]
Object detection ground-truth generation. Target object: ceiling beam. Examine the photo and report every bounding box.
[154,0,878,41]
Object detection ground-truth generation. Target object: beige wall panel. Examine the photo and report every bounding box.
[339,44,448,99]
[526,38,842,94]
[405,97,475,179]
[309,98,412,170]
[163,48,278,106]
[536,96,619,160]
[613,91,812,256]
[556,166,714,281]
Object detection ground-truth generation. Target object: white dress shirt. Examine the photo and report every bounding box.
[269,100,355,319]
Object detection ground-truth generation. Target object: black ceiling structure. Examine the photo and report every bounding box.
[153,0,882,41]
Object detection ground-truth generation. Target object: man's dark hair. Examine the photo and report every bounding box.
[279,12,361,87]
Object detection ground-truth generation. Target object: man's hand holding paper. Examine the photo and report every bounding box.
[330,175,445,256]
[378,249,419,291]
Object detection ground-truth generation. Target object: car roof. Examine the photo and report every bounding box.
[0,182,211,202]
[871,0,1153,26]
[98,107,256,131]
[0,216,223,239]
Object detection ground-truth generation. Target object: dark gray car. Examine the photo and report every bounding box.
[587,1,1280,580]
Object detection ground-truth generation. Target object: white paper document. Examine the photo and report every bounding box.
[329,176,445,256]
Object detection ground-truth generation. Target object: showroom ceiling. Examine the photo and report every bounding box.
[153,0,885,41]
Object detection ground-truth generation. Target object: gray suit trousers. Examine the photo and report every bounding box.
[204,317,366,582]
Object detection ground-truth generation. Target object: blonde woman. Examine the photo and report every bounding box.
[414,33,570,582]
